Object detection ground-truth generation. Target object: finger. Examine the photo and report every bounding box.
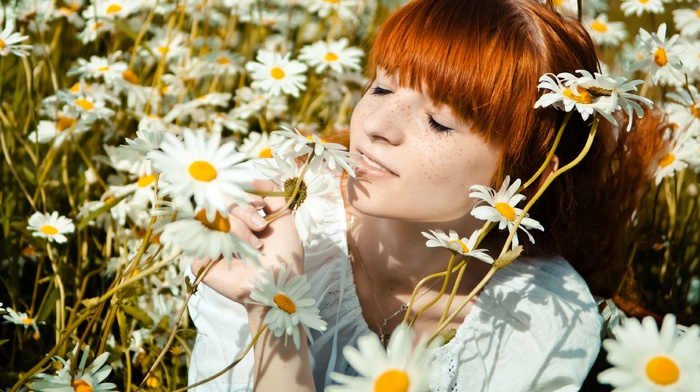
[225,212,264,249]
[247,194,265,210]
[230,202,268,231]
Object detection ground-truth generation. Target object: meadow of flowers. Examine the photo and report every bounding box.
[1,0,699,391]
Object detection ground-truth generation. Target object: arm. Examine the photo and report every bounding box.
[191,179,315,390]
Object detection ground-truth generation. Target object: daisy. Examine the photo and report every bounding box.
[298,38,364,74]
[2,308,40,335]
[245,50,308,97]
[632,24,687,87]
[27,115,90,147]
[239,131,284,159]
[469,176,544,249]
[653,139,693,185]
[620,0,665,17]
[210,111,249,134]
[255,156,335,242]
[203,50,244,76]
[328,324,438,392]
[159,202,261,264]
[666,86,700,137]
[673,7,700,38]
[303,0,358,23]
[27,211,75,244]
[31,344,118,392]
[422,229,494,264]
[247,264,327,349]
[535,70,653,131]
[598,314,700,391]
[148,130,252,221]
[66,95,115,123]
[232,86,289,120]
[82,0,140,20]
[67,53,128,84]
[0,22,32,57]
[272,127,359,176]
[78,18,115,44]
[585,14,627,47]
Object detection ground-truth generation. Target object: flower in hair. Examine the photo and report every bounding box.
[328,323,439,392]
[422,229,494,264]
[247,264,327,349]
[469,176,544,250]
[535,70,652,131]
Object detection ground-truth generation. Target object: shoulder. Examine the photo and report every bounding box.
[433,257,602,391]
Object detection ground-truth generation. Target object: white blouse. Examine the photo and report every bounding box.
[186,173,602,391]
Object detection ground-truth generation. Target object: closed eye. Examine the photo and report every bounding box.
[427,115,453,134]
[370,86,392,95]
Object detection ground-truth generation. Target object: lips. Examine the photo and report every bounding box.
[355,150,398,178]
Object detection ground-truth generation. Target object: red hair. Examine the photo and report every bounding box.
[366,0,667,296]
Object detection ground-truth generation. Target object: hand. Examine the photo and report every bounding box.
[191,179,305,305]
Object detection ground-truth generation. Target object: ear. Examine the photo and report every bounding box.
[536,154,560,191]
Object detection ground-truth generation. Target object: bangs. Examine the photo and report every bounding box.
[367,0,547,144]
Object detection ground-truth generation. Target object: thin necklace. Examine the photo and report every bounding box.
[350,237,441,348]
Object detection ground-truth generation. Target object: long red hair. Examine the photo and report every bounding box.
[365,0,667,296]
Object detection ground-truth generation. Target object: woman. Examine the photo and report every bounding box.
[187,0,661,390]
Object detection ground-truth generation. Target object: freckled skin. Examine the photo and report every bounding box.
[346,68,500,226]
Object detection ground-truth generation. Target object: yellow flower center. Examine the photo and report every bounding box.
[188,160,217,182]
[258,147,273,158]
[552,0,563,6]
[324,52,339,62]
[70,82,88,93]
[58,6,72,13]
[216,56,231,65]
[658,153,675,168]
[323,0,340,3]
[563,87,592,104]
[696,8,700,18]
[645,355,680,386]
[33,332,41,340]
[122,70,139,85]
[97,65,110,72]
[495,202,516,222]
[151,233,161,245]
[105,3,122,14]
[21,317,34,325]
[56,117,76,132]
[72,379,93,392]
[654,48,668,67]
[273,293,297,314]
[373,369,410,392]
[590,21,608,33]
[450,239,469,253]
[690,104,700,119]
[270,66,286,80]
[92,21,104,31]
[194,210,231,233]
[146,376,160,388]
[639,0,649,3]
[0,38,6,49]
[158,46,170,54]
[40,225,59,235]
[137,174,157,187]
[74,99,94,111]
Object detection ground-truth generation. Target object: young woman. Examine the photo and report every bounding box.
[187,0,661,390]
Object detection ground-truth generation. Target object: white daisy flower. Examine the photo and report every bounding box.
[632,24,687,87]
[621,0,665,17]
[255,156,335,243]
[82,0,140,20]
[245,50,308,97]
[247,264,327,349]
[66,95,115,123]
[203,50,244,76]
[239,132,284,160]
[422,229,494,264]
[31,344,118,392]
[122,128,169,157]
[27,116,90,147]
[232,86,289,120]
[585,14,628,47]
[302,0,358,23]
[78,19,115,44]
[159,202,260,264]
[469,176,544,249]
[67,53,128,84]
[0,22,32,57]
[673,7,700,38]
[27,211,75,244]
[598,314,700,391]
[535,70,653,131]
[328,324,438,392]
[298,38,363,74]
[2,308,40,335]
[271,127,359,176]
[148,130,252,222]
[653,139,693,185]
[666,86,700,137]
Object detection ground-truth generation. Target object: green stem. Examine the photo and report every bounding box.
[521,111,571,190]
[265,151,316,221]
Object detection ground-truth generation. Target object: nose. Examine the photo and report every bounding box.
[360,96,406,145]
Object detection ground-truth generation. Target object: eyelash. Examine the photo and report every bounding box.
[428,115,453,134]
[370,86,392,95]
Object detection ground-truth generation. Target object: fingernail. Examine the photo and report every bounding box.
[249,234,263,249]
[252,214,267,229]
